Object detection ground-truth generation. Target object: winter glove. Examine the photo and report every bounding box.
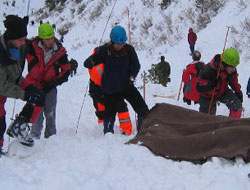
[42,73,69,93]
[235,92,243,103]
[183,97,191,105]
[23,85,46,107]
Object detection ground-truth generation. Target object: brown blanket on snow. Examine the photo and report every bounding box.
[128,103,250,163]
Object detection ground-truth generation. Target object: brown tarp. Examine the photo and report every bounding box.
[128,103,250,163]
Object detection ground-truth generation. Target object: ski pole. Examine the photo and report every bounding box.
[98,0,118,46]
[75,0,118,134]
[27,0,31,16]
[177,69,186,101]
[75,83,89,134]
[177,81,183,101]
[208,26,231,114]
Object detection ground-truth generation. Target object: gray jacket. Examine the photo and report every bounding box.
[0,34,26,99]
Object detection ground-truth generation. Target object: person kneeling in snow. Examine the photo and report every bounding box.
[196,48,243,118]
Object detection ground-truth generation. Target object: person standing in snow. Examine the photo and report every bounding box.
[196,48,243,118]
[0,15,46,149]
[188,28,197,55]
[24,23,70,139]
[155,55,171,87]
[84,25,149,134]
[182,50,205,105]
[69,58,78,77]
[60,35,64,43]
[85,47,133,135]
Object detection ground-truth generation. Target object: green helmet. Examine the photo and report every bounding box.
[222,48,240,67]
[38,23,54,39]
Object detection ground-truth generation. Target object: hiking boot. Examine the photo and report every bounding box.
[103,121,114,134]
[7,116,34,147]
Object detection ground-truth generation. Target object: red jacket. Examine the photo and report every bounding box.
[182,61,205,102]
[197,54,241,99]
[24,38,70,89]
[188,28,197,45]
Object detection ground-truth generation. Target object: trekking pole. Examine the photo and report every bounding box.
[242,107,245,118]
[127,7,132,45]
[11,100,16,120]
[75,0,118,134]
[208,26,231,114]
[177,81,183,101]
[75,83,89,134]
[98,0,118,46]
[142,71,146,101]
[26,0,31,16]
[177,69,185,101]
[8,100,17,144]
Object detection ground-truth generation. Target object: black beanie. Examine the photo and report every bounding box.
[4,15,28,40]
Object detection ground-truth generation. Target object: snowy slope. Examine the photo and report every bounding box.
[0,0,250,189]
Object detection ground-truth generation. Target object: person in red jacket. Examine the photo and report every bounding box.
[182,51,205,105]
[197,48,243,118]
[24,23,70,139]
[86,47,133,135]
[188,28,197,55]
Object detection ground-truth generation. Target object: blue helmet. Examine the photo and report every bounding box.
[110,25,127,44]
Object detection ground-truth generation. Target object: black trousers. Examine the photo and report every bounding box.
[199,89,242,114]
[90,81,130,120]
[103,84,149,123]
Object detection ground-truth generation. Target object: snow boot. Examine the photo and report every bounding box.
[7,115,34,147]
[103,121,114,134]
[229,109,242,119]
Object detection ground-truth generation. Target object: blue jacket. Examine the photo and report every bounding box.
[84,43,140,94]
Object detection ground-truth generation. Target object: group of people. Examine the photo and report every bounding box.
[182,48,243,119]
[0,15,72,153]
[0,14,246,155]
[0,15,149,154]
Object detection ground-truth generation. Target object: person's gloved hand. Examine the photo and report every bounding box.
[183,97,191,105]
[23,85,45,107]
[235,92,243,103]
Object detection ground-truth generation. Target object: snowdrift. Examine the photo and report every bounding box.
[128,103,250,164]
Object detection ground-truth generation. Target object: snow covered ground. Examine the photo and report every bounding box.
[1,0,250,189]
